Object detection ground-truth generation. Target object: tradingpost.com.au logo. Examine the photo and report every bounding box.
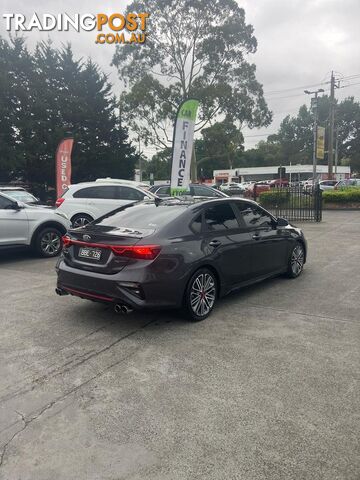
[2,12,150,44]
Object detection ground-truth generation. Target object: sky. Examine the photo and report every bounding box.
[2,0,360,154]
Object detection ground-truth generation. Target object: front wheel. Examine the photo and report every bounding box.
[287,243,305,278]
[35,228,63,258]
[184,268,217,322]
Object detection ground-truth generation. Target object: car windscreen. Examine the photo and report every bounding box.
[2,190,37,203]
[93,203,187,229]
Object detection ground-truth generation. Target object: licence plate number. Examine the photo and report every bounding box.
[78,247,102,261]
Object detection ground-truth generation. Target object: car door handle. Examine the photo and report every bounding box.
[252,233,261,240]
[209,240,222,247]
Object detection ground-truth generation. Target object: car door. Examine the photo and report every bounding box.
[0,194,29,245]
[202,202,253,286]
[235,201,290,277]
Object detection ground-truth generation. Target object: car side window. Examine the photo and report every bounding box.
[236,202,273,229]
[192,186,218,197]
[191,213,203,233]
[73,186,117,199]
[157,186,171,196]
[204,203,239,231]
[117,186,144,201]
[0,195,15,209]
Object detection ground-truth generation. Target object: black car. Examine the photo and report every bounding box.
[56,198,307,321]
[148,183,228,198]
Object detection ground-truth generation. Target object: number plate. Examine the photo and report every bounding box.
[78,247,102,261]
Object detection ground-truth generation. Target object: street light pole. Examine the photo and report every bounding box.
[304,88,324,184]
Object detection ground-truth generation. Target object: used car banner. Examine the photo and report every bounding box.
[170,99,199,196]
[56,137,74,197]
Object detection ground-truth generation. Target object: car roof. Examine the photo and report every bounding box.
[0,186,26,191]
[155,196,257,209]
[67,181,147,191]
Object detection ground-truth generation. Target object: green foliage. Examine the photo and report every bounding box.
[265,95,360,172]
[113,0,271,148]
[259,190,290,206]
[196,120,244,177]
[142,148,171,180]
[0,37,137,193]
[322,188,360,204]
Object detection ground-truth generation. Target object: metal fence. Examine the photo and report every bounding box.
[257,185,322,222]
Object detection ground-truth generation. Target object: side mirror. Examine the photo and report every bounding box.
[276,217,289,227]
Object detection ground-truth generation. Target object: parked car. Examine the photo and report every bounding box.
[55,181,157,228]
[95,177,150,190]
[148,183,228,198]
[238,181,255,193]
[56,197,307,321]
[0,192,69,257]
[221,182,243,194]
[0,186,41,205]
[318,180,338,191]
[334,178,360,189]
[244,182,271,198]
[268,178,289,188]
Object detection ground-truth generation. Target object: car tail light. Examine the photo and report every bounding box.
[111,245,161,260]
[55,197,65,208]
[60,236,161,260]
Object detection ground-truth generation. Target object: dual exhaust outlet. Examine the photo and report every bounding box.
[55,287,133,314]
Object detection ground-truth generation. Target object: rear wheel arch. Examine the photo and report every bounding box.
[70,213,94,228]
[184,263,222,300]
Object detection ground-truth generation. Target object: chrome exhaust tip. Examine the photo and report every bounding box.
[114,303,133,314]
[55,287,68,296]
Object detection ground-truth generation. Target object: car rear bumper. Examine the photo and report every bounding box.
[56,259,185,310]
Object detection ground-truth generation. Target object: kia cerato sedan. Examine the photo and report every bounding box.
[56,198,307,321]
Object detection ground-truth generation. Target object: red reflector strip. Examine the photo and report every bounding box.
[61,236,161,260]
[63,287,114,302]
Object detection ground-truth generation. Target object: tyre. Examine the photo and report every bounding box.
[286,242,305,278]
[184,268,217,322]
[35,227,63,258]
[71,213,93,228]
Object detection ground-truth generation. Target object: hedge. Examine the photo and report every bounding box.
[259,190,290,206]
[322,188,360,204]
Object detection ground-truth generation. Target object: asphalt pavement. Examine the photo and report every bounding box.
[0,210,359,480]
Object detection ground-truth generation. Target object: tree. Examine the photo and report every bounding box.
[0,37,138,194]
[267,95,360,172]
[142,148,172,180]
[112,0,272,149]
[195,120,244,177]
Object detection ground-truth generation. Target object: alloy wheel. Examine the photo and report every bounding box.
[190,273,216,317]
[72,216,91,228]
[291,244,304,276]
[40,231,61,255]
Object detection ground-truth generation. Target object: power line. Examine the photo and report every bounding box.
[339,81,360,89]
[265,81,329,95]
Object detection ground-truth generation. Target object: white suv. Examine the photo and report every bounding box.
[0,192,69,257]
[55,181,157,227]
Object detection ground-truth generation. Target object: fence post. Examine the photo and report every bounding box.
[315,184,322,222]
[253,184,257,201]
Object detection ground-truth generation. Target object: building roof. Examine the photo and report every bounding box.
[214,165,350,176]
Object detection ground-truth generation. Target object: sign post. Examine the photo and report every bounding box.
[170,99,199,196]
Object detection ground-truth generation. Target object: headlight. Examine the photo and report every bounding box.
[55,211,68,220]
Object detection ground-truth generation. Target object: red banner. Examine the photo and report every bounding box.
[56,138,74,197]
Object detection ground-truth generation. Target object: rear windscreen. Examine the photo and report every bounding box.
[94,204,187,229]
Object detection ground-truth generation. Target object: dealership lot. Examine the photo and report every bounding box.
[0,211,359,480]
